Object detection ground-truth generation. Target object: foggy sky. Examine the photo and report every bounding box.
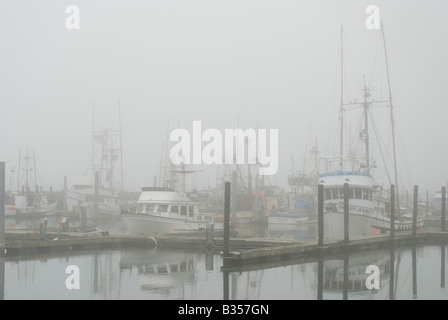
[0,0,447,197]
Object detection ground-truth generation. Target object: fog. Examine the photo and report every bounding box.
[0,0,447,197]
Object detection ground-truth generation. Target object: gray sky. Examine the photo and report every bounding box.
[0,0,447,197]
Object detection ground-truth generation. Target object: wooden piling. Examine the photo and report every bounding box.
[344,182,349,244]
[442,186,446,232]
[94,171,99,226]
[223,182,231,261]
[390,184,395,239]
[231,171,237,226]
[413,185,418,237]
[0,162,5,247]
[318,184,324,249]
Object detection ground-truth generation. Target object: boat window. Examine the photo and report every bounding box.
[158,205,168,212]
[189,206,195,217]
[355,188,362,199]
[171,206,179,213]
[180,206,187,216]
[325,189,331,200]
[338,188,345,200]
[145,204,155,213]
[136,205,144,213]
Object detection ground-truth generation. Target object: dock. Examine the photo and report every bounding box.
[2,228,448,271]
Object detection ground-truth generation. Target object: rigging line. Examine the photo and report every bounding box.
[369,31,383,90]
[368,107,393,185]
[342,30,362,97]
[394,109,414,188]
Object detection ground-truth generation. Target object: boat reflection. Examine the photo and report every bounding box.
[119,248,217,297]
[320,250,391,300]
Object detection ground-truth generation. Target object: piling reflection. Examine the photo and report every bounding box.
[441,245,445,289]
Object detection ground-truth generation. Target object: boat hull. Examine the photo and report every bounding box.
[79,204,121,227]
[323,210,424,239]
[121,213,218,235]
[14,202,57,218]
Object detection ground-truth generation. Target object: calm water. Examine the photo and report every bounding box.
[2,220,448,300]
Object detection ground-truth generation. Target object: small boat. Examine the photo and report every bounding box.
[121,187,222,235]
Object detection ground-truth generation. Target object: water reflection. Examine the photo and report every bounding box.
[1,243,448,299]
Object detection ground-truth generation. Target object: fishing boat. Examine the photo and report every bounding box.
[121,187,222,235]
[8,149,57,218]
[320,25,424,239]
[65,106,125,226]
[66,176,122,226]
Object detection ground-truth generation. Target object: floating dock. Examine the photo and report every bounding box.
[2,228,448,270]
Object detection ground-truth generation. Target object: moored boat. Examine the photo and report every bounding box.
[121,187,222,235]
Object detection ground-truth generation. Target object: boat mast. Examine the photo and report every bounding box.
[381,21,400,215]
[118,99,124,192]
[16,149,21,193]
[362,80,371,173]
[339,25,344,172]
[33,149,37,193]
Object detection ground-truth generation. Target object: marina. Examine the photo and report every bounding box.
[1,0,447,303]
[1,230,448,300]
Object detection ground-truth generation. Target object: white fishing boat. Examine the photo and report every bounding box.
[66,176,122,226]
[121,187,222,235]
[65,107,125,226]
[320,26,424,239]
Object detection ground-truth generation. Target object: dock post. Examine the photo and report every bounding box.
[413,185,418,237]
[231,171,237,226]
[318,183,324,249]
[442,186,446,232]
[0,162,5,248]
[344,182,349,245]
[223,182,231,266]
[390,184,395,239]
[94,171,99,227]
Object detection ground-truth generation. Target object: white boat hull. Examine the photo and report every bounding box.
[323,210,424,239]
[15,202,57,217]
[121,213,220,235]
[268,214,309,225]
